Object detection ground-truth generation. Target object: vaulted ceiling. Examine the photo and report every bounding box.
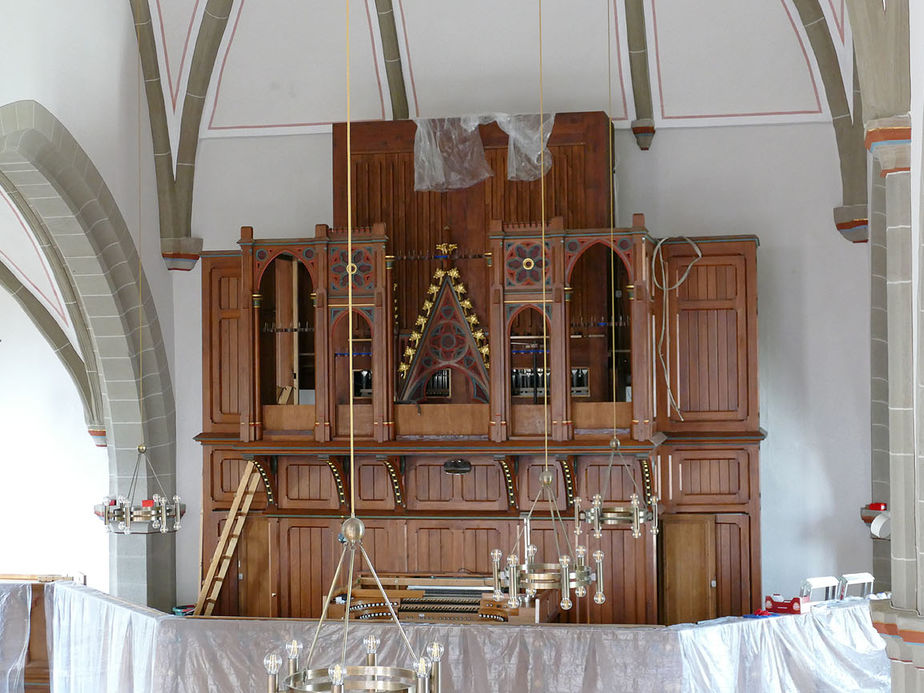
[152,0,853,150]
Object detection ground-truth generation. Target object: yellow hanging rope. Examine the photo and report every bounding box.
[538,0,549,474]
[607,0,618,436]
[346,0,356,519]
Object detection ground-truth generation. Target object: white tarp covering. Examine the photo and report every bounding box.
[0,583,30,693]
[45,583,888,693]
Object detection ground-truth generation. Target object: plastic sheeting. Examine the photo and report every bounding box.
[414,114,554,191]
[0,583,31,693]
[674,601,890,693]
[51,582,164,693]
[47,583,888,693]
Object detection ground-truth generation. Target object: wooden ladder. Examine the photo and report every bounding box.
[193,460,262,616]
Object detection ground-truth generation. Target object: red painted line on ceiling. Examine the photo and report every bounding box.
[651,0,822,120]
[0,191,68,324]
[208,0,386,131]
[154,0,201,110]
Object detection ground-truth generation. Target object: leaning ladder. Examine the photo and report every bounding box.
[193,459,262,616]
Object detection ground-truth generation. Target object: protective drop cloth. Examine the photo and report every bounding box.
[51,582,166,693]
[414,114,555,191]
[673,600,890,693]
[45,583,888,693]
[0,583,31,693]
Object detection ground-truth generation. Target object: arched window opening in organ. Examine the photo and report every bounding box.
[332,310,374,404]
[258,254,315,406]
[508,306,551,402]
[568,244,631,403]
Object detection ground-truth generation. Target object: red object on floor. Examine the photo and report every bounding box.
[764,594,810,614]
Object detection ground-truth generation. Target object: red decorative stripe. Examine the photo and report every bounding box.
[835,218,868,231]
[880,167,911,178]
[865,126,911,151]
[162,252,200,260]
[632,125,656,135]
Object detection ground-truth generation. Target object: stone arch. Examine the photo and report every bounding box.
[0,99,176,609]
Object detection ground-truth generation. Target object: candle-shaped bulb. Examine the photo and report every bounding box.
[285,639,303,660]
[427,641,444,662]
[263,652,282,675]
[364,634,380,654]
[328,664,344,685]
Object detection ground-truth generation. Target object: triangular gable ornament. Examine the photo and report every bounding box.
[399,267,490,402]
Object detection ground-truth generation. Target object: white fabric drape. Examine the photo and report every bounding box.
[0,583,31,693]
[45,583,888,693]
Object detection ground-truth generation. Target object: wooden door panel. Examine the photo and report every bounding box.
[715,514,751,617]
[657,240,757,432]
[202,257,242,432]
[238,517,278,617]
[660,514,717,625]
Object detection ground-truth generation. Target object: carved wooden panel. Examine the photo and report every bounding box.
[406,520,510,574]
[202,256,242,432]
[575,455,643,504]
[279,518,341,618]
[206,448,267,511]
[356,520,408,574]
[658,240,758,432]
[355,458,396,511]
[668,448,750,507]
[518,456,568,511]
[276,456,341,510]
[405,457,507,511]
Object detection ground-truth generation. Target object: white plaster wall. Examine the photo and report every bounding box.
[0,288,109,588]
[176,123,871,603]
[615,122,871,598]
[0,1,172,377]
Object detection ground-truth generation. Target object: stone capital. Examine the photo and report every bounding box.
[865,115,911,176]
[161,236,204,271]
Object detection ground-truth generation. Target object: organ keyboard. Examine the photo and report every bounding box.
[329,573,560,625]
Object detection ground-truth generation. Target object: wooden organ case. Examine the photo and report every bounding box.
[197,112,761,625]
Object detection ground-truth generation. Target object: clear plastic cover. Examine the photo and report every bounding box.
[495,113,554,181]
[0,583,31,693]
[413,117,493,192]
[47,583,887,693]
[413,114,556,191]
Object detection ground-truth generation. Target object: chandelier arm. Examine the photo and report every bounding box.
[358,543,418,661]
[340,546,356,669]
[126,450,143,503]
[548,494,575,560]
[305,542,349,668]
[143,452,170,498]
[507,490,544,556]
[544,485,563,561]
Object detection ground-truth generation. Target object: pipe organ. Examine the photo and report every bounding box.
[197,112,761,625]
